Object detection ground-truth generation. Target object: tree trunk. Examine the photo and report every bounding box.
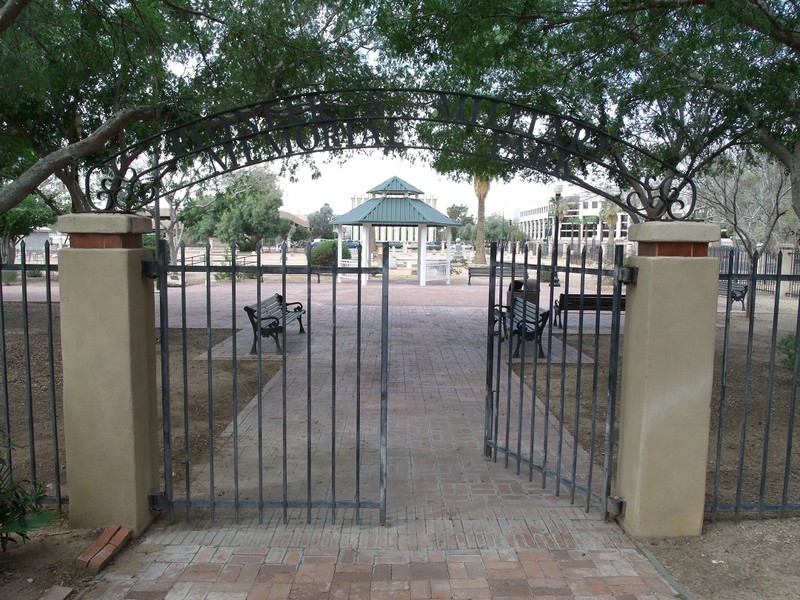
[474,177,490,265]
[1,235,16,265]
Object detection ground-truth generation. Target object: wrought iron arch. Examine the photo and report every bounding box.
[85,88,696,220]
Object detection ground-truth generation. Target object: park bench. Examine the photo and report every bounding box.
[495,297,550,358]
[554,293,626,329]
[243,293,306,355]
[468,264,534,285]
[719,280,747,311]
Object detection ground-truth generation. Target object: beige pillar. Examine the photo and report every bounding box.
[617,222,720,537]
[58,214,159,535]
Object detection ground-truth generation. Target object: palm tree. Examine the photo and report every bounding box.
[599,200,620,265]
[473,176,490,264]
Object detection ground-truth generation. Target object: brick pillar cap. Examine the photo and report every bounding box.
[58,214,153,235]
[629,222,720,243]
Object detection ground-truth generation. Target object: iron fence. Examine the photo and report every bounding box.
[0,242,64,510]
[484,244,625,518]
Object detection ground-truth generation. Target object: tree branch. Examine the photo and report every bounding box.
[0,0,33,35]
[0,106,161,214]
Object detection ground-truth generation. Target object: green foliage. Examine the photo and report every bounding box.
[1,271,18,285]
[0,196,58,264]
[308,204,335,239]
[182,169,286,248]
[309,240,351,267]
[778,334,797,370]
[0,438,58,550]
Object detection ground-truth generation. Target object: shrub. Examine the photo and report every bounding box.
[0,438,57,550]
[1,270,18,285]
[26,268,43,278]
[309,240,351,267]
[778,334,797,370]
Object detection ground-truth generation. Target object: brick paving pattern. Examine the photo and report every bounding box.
[77,279,677,598]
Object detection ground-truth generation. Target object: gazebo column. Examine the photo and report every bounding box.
[445,226,452,284]
[418,225,428,286]
[361,225,372,283]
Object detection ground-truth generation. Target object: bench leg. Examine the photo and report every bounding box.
[271,332,284,355]
[249,331,258,355]
[297,316,306,334]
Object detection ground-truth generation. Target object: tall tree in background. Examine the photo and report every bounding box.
[0,196,59,264]
[697,151,791,261]
[598,201,620,266]
[308,203,335,239]
[473,177,490,264]
[181,168,290,251]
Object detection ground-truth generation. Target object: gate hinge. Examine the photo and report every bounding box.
[142,260,159,279]
[606,495,625,519]
[615,265,638,285]
[148,490,166,511]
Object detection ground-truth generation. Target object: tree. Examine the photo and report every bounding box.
[0,196,59,264]
[308,204,335,239]
[372,1,800,219]
[0,0,380,214]
[181,168,288,251]
[446,203,474,240]
[697,150,791,263]
[473,177,490,264]
[598,201,621,266]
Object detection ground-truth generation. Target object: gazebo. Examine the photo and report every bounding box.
[330,176,459,285]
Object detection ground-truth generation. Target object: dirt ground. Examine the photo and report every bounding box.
[1,273,800,599]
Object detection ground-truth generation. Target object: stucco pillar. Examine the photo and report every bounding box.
[617,221,720,537]
[58,214,159,535]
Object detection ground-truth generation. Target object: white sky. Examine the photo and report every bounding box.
[276,150,562,220]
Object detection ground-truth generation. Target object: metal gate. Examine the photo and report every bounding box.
[484,243,625,518]
[153,241,389,524]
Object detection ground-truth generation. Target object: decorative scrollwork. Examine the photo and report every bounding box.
[625,175,697,221]
[93,168,158,213]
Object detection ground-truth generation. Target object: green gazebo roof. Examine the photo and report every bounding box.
[330,196,458,226]
[366,176,423,196]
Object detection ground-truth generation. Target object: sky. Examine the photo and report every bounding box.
[276,150,561,220]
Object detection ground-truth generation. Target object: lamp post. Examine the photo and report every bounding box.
[551,183,563,286]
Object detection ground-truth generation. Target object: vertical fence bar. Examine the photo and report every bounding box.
[379,243,389,525]
[515,247,529,476]
[157,238,174,523]
[585,248,604,512]
[180,243,191,521]
[758,253,782,517]
[305,245,312,524]
[503,250,516,469]
[711,253,735,521]
[492,245,502,461]
[555,249,571,496]
[355,244,364,524]
[205,242,216,523]
[257,245,265,525]
[734,252,759,519]
[541,240,559,488]
[44,243,61,510]
[782,287,800,516]
[569,247,588,505]
[602,245,624,520]
[280,243,289,524]
[230,244,240,523]
[20,246,36,483]
[484,243,498,458]
[0,265,10,472]
[528,248,543,482]
[330,245,338,523]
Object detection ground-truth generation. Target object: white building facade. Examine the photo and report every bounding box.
[518,190,630,250]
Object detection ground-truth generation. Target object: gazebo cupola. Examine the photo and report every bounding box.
[330,176,459,286]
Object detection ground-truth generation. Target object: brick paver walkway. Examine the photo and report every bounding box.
[78,279,677,599]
